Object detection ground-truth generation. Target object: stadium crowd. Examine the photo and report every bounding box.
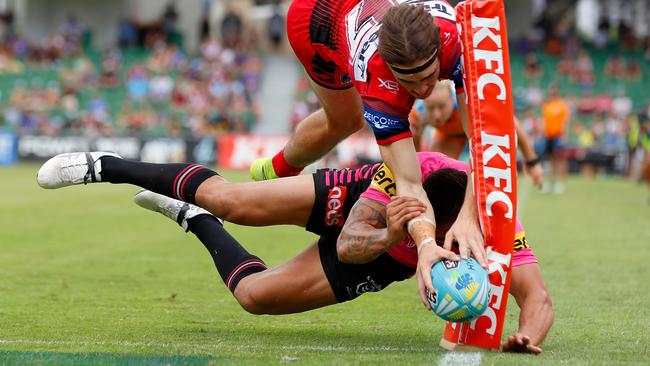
[0,1,648,184]
[0,8,263,140]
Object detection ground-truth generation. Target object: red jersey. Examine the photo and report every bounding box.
[345,0,464,144]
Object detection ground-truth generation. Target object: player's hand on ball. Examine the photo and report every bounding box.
[443,212,487,268]
[386,196,427,246]
[416,242,459,310]
[502,333,542,354]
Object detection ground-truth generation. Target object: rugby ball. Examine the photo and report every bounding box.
[426,258,490,322]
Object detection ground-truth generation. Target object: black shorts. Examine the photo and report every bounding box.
[543,137,563,157]
[306,164,380,236]
[317,233,415,302]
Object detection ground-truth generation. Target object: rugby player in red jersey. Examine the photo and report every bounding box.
[37,151,553,353]
[250,0,486,297]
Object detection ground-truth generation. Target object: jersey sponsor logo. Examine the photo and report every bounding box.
[363,108,402,130]
[325,186,347,227]
[513,232,529,252]
[370,163,397,197]
[378,77,399,93]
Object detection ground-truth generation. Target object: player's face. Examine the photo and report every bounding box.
[389,56,441,99]
[424,88,454,126]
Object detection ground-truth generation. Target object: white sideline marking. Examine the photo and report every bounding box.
[0,338,432,353]
[438,352,482,366]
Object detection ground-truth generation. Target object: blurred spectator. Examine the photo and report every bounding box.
[149,71,174,101]
[573,50,595,87]
[523,52,543,79]
[577,91,596,116]
[161,2,179,38]
[98,49,121,88]
[594,93,613,117]
[61,15,84,43]
[541,85,571,193]
[268,3,285,50]
[612,89,633,120]
[88,91,109,122]
[524,81,544,108]
[604,55,626,79]
[117,18,137,48]
[126,64,150,101]
[625,60,642,81]
[221,5,242,48]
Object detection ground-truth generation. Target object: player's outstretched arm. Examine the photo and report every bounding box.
[443,94,488,268]
[503,263,554,354]
[514,116,544,189]
[337,196,426,264]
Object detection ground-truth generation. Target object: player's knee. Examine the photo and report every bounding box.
[233,282,275,315]
[197,184,244,222]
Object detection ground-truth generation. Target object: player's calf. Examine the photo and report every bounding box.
[38,151,219,205]
[135,191,267,300]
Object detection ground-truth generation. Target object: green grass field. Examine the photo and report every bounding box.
[1,163,649,365]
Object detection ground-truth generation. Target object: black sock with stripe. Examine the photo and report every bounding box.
[99,157,217,204]
[186,214,267,292]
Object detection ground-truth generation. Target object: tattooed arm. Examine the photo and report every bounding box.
[337,196,427,264]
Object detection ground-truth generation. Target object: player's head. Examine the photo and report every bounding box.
[422,168,467,241]
[378,4,441,99]
[423,80,455,126]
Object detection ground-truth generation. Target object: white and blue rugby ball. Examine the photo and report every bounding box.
[426,258,490,322]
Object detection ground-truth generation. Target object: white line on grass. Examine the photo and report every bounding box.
[438,351,482,366]
[0,338,434,353]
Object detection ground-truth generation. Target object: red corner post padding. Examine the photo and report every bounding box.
[440,0,517,351]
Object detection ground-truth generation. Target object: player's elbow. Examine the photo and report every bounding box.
[336,244,353,263]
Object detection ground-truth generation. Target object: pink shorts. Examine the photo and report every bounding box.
[512,248,538,267]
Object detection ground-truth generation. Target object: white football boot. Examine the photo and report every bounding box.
[37,152,121,189]
[134,190,222,231]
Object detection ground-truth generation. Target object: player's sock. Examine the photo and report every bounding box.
[186,215,267,292]
[271,150,303,177]
[100,157,217,204]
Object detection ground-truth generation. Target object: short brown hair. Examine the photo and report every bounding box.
[378,5,441,67]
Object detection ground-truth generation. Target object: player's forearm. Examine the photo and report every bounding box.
[457,93,470,137]
[337,199,392,264]
[337,226,391,264]
[516,290,554,346]
[378,140,436,246]
[514,117,537,162]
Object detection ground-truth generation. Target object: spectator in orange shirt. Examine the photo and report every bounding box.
[541,84,570,193]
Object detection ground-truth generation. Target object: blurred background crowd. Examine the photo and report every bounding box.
[0,0,648,182]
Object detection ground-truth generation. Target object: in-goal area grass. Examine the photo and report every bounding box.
[1,163,649,365]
